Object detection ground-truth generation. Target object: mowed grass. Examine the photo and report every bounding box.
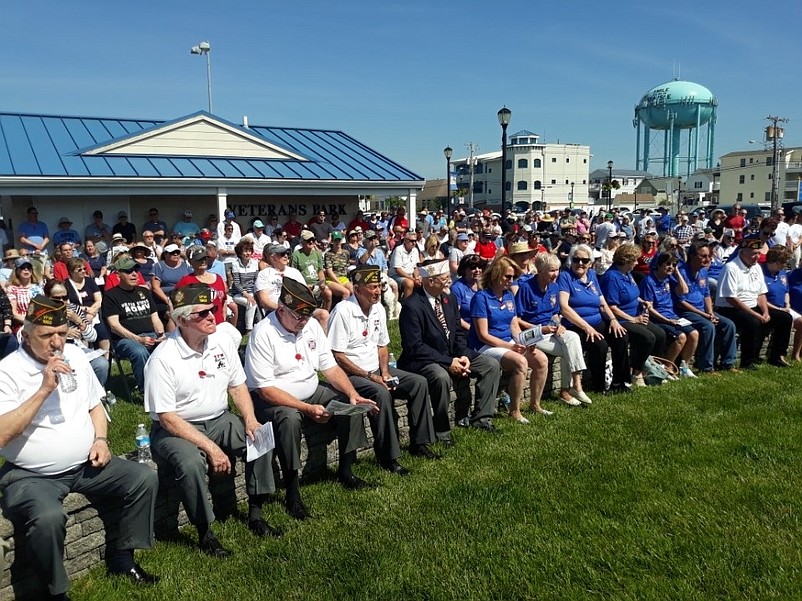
[75,334,802,600]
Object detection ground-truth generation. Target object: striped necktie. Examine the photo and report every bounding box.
[435,296,450,338]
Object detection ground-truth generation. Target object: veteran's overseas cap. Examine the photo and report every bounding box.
[26,295,67,327]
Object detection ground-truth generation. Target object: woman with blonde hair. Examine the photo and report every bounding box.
[421,234,445,261]
[468,256,549,421]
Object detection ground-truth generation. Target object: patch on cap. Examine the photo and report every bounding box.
[26,295,67,327]
[280,278,319,317]
[351,265,381,284]
[418,259,449,278]
[171,284,212,309]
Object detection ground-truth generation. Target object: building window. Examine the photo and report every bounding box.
[694,181,702,189]
[750,192,754,198]
[739,175,745,184]
[533,180,542,190]
[750,174,754,180]
[769,173,773,180]
[551,179,557,185]
[505,160,512,170]
[473,182,483,193]
[749,158,754,164]
[475,163,483,174]
[517,181,528,190]
[736,193,743,202]
[505,182,511,191]
[740,158,746,167]
[551,157,557,163]
[767,157,773,166]
[518,158,528,168]
[533,159,542,168]
[565,179,569,184]
[566,158,570,163]
[583,180,586,184]
[583,158,587,164]
[765,192,771,202]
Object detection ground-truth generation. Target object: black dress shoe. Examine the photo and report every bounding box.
[337,473,377,490]
[108,563,160,585]
[285,498,310,521]
[471,422,497,433]
[199,533,233,559]
[248,518,283,538]
[379,460,411,476]
[409,443,441,458]
[770,358,790,368]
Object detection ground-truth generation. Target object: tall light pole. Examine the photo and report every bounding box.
[570,182,575,209]
[765,116,787,210]
[466,142,479,210]
[498,107,512,213]
[607,160,614,211]
[190,41,212,112]
[443,146,453,213]
[677,176,683,215]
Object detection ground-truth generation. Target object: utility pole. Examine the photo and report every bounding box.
[466,142,479,209]
[765,115,788,210]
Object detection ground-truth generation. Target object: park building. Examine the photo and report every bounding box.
[452,130,590,212]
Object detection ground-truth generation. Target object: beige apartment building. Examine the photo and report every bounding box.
[719,148,802,206]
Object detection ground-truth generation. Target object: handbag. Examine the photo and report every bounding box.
[642,356,678,386]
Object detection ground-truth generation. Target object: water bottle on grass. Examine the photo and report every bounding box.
[135,424,152,464]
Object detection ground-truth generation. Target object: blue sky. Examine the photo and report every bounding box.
[2,0,800,180]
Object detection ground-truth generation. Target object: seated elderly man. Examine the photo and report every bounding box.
[102,257,165,390]
[0,296,158,600]
[714,238,792,368]
[245,278,378,521]
[399,259,500,439]
[145,285,279,558]
[328,265,438,473]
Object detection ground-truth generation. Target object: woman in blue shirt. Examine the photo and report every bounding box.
[450,254,485,331]
[558,244,630,393]
[600,243,666,387]
[469,256,548,422]
[763,245,802,361]
[516,252,592,406]
[639,252,697,377]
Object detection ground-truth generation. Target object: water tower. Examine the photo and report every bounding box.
[633,79,717,177]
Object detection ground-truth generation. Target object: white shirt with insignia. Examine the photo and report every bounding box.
[245,311,336,401]
[144,330,245,422]
[327,297,389,374]
[0,344,103,475]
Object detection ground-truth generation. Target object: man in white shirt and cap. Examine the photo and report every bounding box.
[245,278,378,521]
[328,265,439,473]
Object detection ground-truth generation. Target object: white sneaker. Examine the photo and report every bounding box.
[569,388,593,404]
[679,365,697,378]
[535,408,554,416]
[560,395,582,407]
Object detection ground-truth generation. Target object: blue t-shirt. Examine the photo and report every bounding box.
[557,269,603,327]
[515,278,559,325]
[451,278,477,324]
[762,264,788,307]
[468,288,517,350]
[18,221,49,252]
[707,255,725,280]
[788,268,802,312]
[600,267,640,317]
[673,263,709,313]
[640,273,678,319]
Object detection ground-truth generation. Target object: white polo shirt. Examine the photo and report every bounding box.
[327,297,389,374]
[245,311,336,401]
[715,254,767,309]
[389,244,419,278]
[254,266,306,305]
[144,329,246,422]
[0,344,103,475]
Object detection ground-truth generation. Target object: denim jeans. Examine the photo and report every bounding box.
[113,332,157,390]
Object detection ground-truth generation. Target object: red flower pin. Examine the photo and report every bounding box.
[198,371,207,378]
[295,353,302,361]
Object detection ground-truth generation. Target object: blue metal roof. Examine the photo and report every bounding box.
[0,111,423,183]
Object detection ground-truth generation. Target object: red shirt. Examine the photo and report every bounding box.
[635,247,657,275]
[283,219,302,238]
[724,215,746,241]
[475,240,498,260]
[53,259,93,282]
[175,274,228,324]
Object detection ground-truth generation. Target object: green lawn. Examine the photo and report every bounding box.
[77,356,802,600]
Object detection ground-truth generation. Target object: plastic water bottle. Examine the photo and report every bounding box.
[104,391,117,406]
[54,350,78,393]
[499,391,511,409]
[388,352,397,369]
[135,424,152,464]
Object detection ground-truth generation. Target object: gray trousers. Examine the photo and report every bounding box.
[150,411,275,527]
[349,368,435,461]
[0,458,157,595]
[253,384,369,473]
[419,353,500,437]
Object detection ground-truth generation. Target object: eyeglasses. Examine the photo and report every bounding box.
[72,267,86,273]
[189,306,219,320]
[571,257,591,265]
[282,305,309,324]
[168,250,181,256]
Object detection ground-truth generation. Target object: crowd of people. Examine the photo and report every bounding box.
[2,200,802,599]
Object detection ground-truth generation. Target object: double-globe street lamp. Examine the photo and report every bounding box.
[607,160,614,211]
[443,146,453,213]
[498,107,512,214]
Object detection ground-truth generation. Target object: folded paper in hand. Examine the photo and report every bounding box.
[246,422,275,462]
[325,400,374,416]
[517,326,545,347]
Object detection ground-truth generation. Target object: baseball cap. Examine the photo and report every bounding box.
[252,220,265,228]
[224,210,235,219]
[163,244,181,253]
[456,233,469,241]
[364,230,377,240]
[117,211,128,219]
[267,244,289,256]
[187,246,208,262]
[331,231,343,240]
[58,216,72,225]
[300,230,316,241]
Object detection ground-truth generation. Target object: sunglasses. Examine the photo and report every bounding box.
[119,268,139,274]
[51,295,68,301]
[168,250,181,256]
[571,257,591,265]
[189,306,219,320]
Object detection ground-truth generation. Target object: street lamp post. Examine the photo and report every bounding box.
[443,146,453,213]
[677,176,683,215]
[570,182,575,209]
[498,107,512,214]
[190,41,213,112]
[607,160,614,211]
